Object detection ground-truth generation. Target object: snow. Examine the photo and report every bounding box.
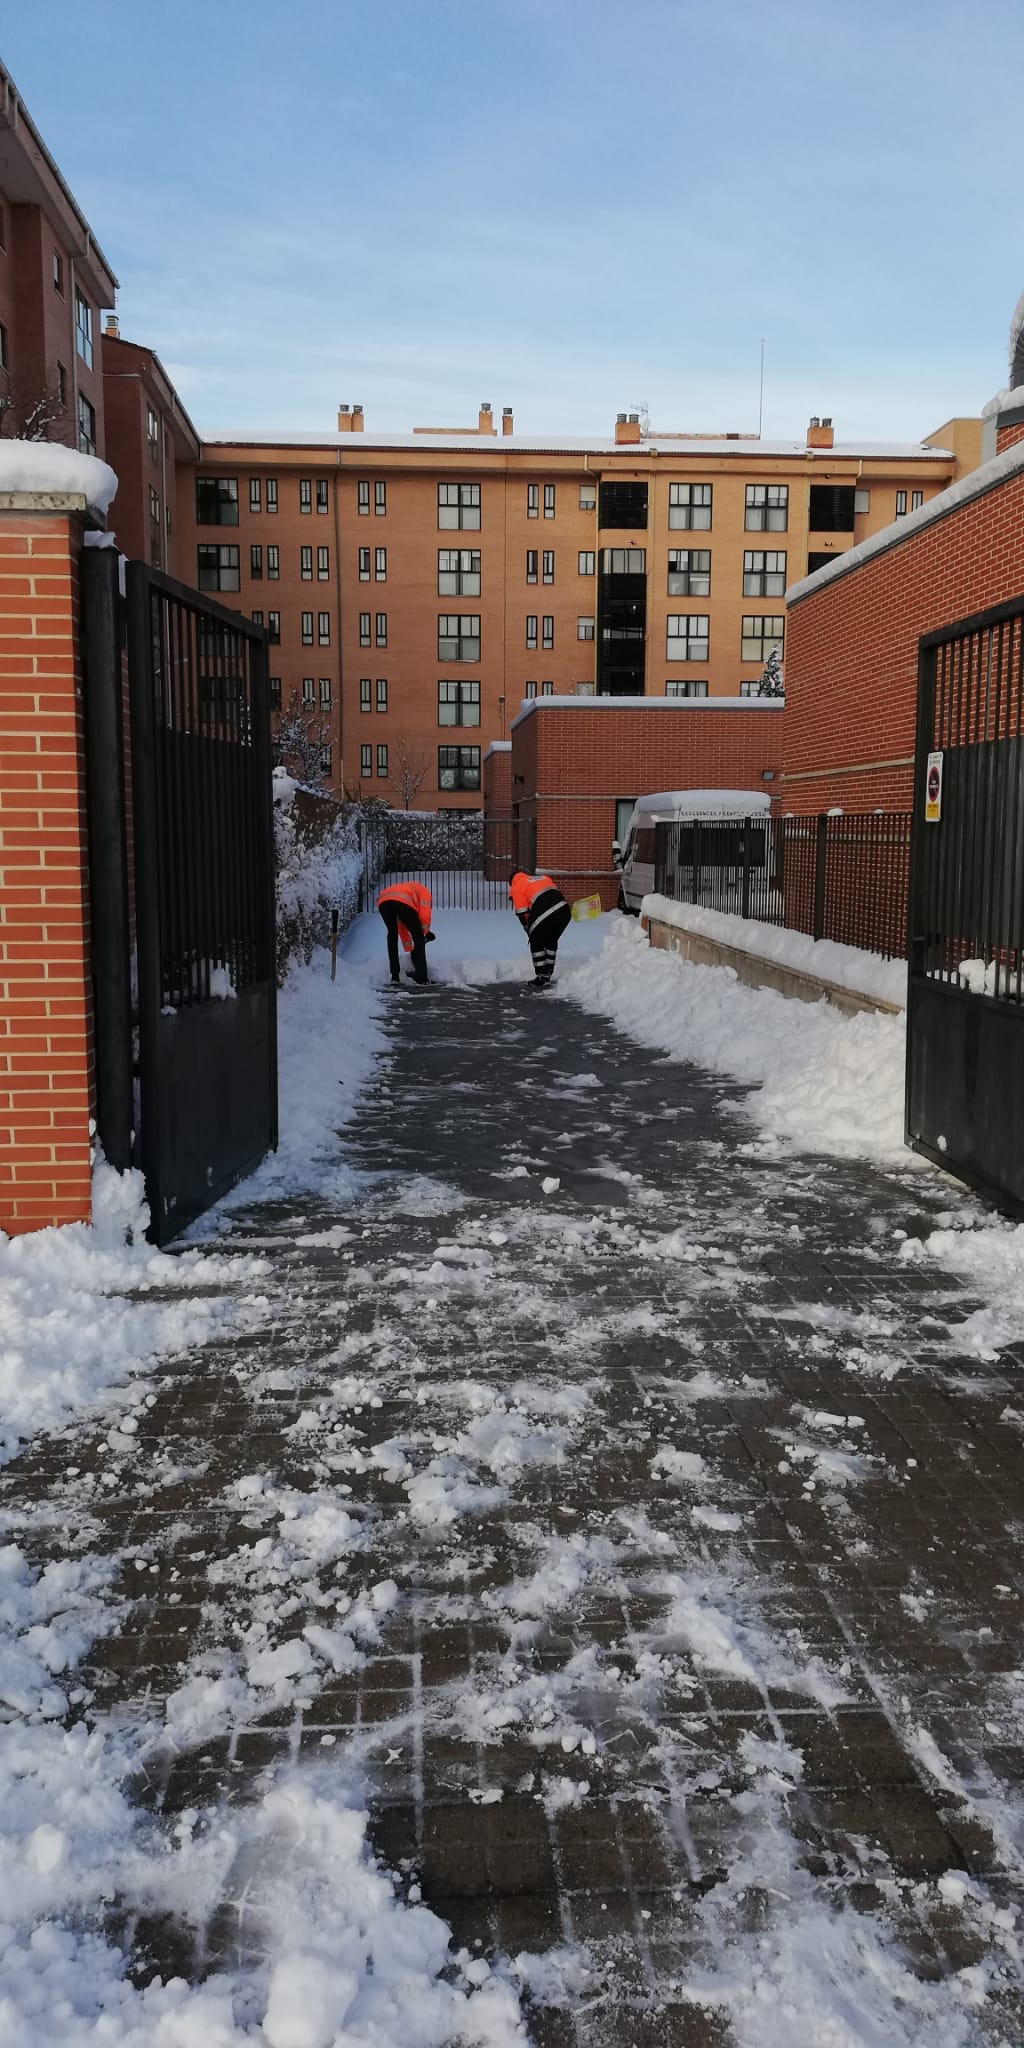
[642,897,907,1007]
[0,439,118,514]
[512,694,785,726]
[339,906,605,984]
[628,789,773,824]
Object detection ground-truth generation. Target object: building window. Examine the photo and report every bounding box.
[316,479,329,514]
[57,361,67,407]
[360,678,372,711]
[439,548,480,596]
[149,485,160,525]
[361,744,373,777]
[525,681,538,699]
[270,677,282,708]
[302,611,314,644]
[251,611,264,626]
[542,550,554,583]
[377,745,389,777]
[197,544,240,592]
[666,614,710,661]
[745,484,788,532]
[739,680,760,698]
[578,616,595,640]
[360,612,371,646]
[300,479,312,513]
[665,678,709,698]
[527,484,539,518]
[912,490,924,511]
[358,481,370,516]
[601,547,647,574]
[75,290,93,367]
[375,481,386,515]
[579,485,596,511]
[668,483,712,531]
[578,550,595,575]
[320,678,332,708]
[302,677,315,707]
[374,547,386,581]
[373,612,385,647]
[809,485,855,532]
[318,546,330,580]
[538,681,553,696]
[526,614,538,650]
[668,548,712,598]
[321,746,333,776]
[741,614,785,662]
[543,484,555,519]
[146,405,159,460]
[806,552,834,575]
[526,550,538,584]
[600,481,648,528]
[250,478,262,513]
[438,482,480,530]
[268,612,280,643]
[267,544,279,578]
[359,546,371,580]
[438,745,481,791]
[438,614,480,661]
[854,488,870,514]
[895,490,907,518]
[376,677,388,711]
[52,249,64,294]
[438,679,481,727]
[742,550,786,598]
[266,478,278,513]
[320,612,332,645]
[301,546,313,579]
[542,615,554,649]
[196,477,238,526]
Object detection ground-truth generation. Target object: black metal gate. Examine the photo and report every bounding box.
[907,593,1024,1210]
[83,553,277,1244]
[359,811,518,910]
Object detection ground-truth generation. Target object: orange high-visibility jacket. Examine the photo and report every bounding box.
[377,881,432,951]
[509,873,557,915]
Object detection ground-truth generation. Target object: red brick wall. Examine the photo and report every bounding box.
[784,457,1024,814]
[0,508,94,1233]
[483,744,512,815]
[996,419,1024,452]
[511,702,783,906]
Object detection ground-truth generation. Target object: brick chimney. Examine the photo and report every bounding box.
[104,314,120,339]
[502,406,514,437]
[478,402,495,434]
[807,415,834,449]
[615,412,642,446]
[352,404,364,433]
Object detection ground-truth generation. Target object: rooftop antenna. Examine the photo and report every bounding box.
[758,339,765,439]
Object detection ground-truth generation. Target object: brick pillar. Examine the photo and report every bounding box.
[0,497,95,1233]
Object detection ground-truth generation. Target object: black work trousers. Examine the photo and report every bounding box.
[379,902,428,983]
[527,900,572,983]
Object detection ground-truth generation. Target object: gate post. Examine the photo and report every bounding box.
[740,818,753,920]
[81,547,133,1173]
[813,813,829,940]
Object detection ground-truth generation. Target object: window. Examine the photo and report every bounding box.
[374,547,386,581]
[316,479,329,514]
[807,552,834,575]
[438,482,480,530]
[358,481,370,516]
[376,677,388,711]
[543,484,555,519]
[197,544,240,592]
[525,681,538,699]
[578,616,595,640]
[745,483,788,532]
[146,405,159,460]
[739,680,760,698]
[321,746,333,776]
[266,478,278,513]
[741,614,785,662]
[251,610,264,626]
[360,613,371,646]
[196,477,238,525]
[600,480,648,528]
[614,797,636,845]
[601,547,647,575]
[375,481,386,516]
[267,545,279,578]
[578,550,595,575]
[56,361,67,407]
[527,484,539,519]
[302,612,314,644]
[377,745,389,777]
[912,490,924,511]
[808,485,855,532]
[438,679,480,727]
[149,485,160,525]
[269,678,282,708]
[542,615,554,649]
[854,488,870,515]
[579,485,596,511]
[895,491,907,518]
[373,612,385,647]
[438,614,480,661]
[360,678,372,712]
[320,613,332,645]
[300,479,312,514]
[665,678,709,698]
[302,677,315,707]
[526,550,538,584]
[742,550,786,598]
[52,248,63,294]
[541,681,555,696]
[439,548,480,596]
[668,483,712,531]
[250,478,262,513]
[320,678,332,708]
[75,290,92,367]
[668,548,711,598]
[318,547,330,579]
[666,614,710,661]
[526,614,538,650]
[359,547,371,580]
[542,550,554,583]
[268,612,280,643]
[361,744,373,777]
[438,745,481,791]
[301,546,313,579]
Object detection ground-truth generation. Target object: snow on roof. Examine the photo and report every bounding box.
[483,740,512,756]
[511,694,784,728]
[787,436,1024,607]
[631,789,773,820]
[202,430,955,463]
[0,440,118,513]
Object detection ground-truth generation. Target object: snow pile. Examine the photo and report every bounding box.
[274,778,365,979]
[0,438,118,513]
[561,917,909,1163]
[642,896,906,1007]
[900,1213,1024,1358]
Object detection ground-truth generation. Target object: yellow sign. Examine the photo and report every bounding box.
[571,893,603,921]
[925,750,943,825]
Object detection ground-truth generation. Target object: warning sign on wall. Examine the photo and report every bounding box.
[925,750,943,824]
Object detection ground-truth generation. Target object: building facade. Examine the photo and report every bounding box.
[100,319,200,577]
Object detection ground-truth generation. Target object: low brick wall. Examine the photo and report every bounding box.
[644,915,902,1019]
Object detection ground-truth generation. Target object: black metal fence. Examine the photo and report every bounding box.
[359,810,518,910]
[655,810,913,961]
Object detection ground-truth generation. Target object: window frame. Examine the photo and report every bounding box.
[196,542,240,594]
[320,611,332,646]
[744,483,789,533]
[300,545,313,580]
[741,549,786,599]
[740,613,785,663]
[250,544,263,579]
[438,548,480,597]
[266,478,278,514]
[668,482,712,531]
[667,547,712,598]
[267,544,279,579]
[75,289,93,368]
[543,483,555,519]
[438,613,481,662]
[360,678,372,712]
[361,742,373,777]
[318,546,330,580]
[578,550,595,576]
[438,744,481,792]
[376,677,388,712]
[665,613,710,662]
[577,616,595,640]
[301,610,314,646]
[195,476,239,527]
[437,678,481,728]
[300,478,312,514]
[437,481,480,530]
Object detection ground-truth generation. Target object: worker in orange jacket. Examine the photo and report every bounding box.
[509,871,571,988]
[377,880,434,984]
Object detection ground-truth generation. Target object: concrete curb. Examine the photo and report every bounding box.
[643,915,904,1019]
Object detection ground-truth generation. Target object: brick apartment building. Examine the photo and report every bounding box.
[100,317,200,578]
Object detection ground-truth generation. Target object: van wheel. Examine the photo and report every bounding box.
[618,885,635,915]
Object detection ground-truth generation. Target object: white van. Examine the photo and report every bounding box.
[613,788,773,914]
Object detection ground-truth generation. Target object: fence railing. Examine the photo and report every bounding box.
[654,811,913,962]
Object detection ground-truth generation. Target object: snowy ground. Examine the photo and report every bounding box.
[4,910,1024,2045]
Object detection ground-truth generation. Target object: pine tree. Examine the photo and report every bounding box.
[758,646,784,698]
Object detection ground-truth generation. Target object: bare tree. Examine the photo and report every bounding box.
[0,364,70,442]
[272,688,333,787]
[389,731,430,810]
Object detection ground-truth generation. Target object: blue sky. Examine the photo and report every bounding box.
[5,0,1022,441]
